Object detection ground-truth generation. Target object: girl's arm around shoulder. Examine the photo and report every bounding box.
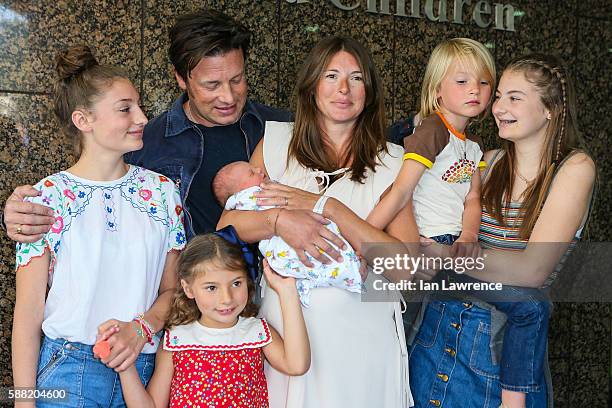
[261,261,310,376]
[119,346,174,408]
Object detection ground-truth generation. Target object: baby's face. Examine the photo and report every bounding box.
[234,162,267,190]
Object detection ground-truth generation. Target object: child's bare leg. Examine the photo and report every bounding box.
[500,389,526,408]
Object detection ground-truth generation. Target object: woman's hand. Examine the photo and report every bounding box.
[255,181,320,212]
[275,209,346,267]
[255,181,346,266]
[97,319,147,372]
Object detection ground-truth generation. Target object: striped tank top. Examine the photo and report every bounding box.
[479,202,528,251]
[478,203,581,287]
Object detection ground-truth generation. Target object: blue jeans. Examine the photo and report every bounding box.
[36,336,155,407]
[409,300,548,407]
[429,234,550,392]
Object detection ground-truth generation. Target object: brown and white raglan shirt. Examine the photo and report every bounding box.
[404,111,487,237]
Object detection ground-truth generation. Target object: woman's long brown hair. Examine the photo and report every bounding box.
[289,36,388,183]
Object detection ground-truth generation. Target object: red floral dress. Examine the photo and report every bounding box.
[164,317,272,407]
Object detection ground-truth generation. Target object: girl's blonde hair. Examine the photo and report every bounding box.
[166,234,258,329]
[482,53,590,238]
[418,38,496,123]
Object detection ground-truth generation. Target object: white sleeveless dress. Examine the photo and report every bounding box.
[259,121,414,408]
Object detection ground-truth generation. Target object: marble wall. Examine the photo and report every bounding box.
[0,0,610,405]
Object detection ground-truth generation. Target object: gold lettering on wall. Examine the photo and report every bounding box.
[285,0,517,32]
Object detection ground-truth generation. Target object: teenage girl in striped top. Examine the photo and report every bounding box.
[409,54,595,408]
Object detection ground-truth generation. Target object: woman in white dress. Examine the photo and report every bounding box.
[219,37,418,408]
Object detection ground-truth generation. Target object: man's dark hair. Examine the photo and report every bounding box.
[169,8,251,81]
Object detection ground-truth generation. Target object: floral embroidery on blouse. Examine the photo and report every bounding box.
[15,166,185,279]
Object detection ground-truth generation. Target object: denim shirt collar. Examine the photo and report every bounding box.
[164,92,264,138]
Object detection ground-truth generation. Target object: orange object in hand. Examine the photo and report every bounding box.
[93,340,111,359]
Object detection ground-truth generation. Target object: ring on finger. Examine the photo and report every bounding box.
[284,197,288,206]
[314,244,326,255]
[16,224,22,234]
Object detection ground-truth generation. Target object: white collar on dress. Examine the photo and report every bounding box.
[163,317,272,352]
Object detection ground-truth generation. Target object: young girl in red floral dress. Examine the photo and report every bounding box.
[114,233,310,407]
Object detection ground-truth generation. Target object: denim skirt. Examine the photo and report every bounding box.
[408,300,548,408]
[35,336,155,407]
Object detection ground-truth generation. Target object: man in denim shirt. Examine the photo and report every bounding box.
[125,9,292,237]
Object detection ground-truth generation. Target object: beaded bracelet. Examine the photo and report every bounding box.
[133,314,155,346]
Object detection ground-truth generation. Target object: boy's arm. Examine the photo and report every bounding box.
[366,160,427,230]
[261,261,310,376]
[451,168,482,258]
[460,168,482,241]
[12,252,50,407]
[119,347,174,408]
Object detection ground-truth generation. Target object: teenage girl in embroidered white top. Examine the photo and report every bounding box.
[113,233,309,408]
[12,45,184,407]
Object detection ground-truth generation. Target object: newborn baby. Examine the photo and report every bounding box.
[213,161,362,307]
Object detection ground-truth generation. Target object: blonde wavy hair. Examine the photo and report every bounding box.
[166,234,258,329]
[418,38,496,123]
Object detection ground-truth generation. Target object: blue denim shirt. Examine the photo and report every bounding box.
[125,93,292,238]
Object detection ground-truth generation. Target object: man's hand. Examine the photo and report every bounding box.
[4,185,54,242]
[275,209,346,267]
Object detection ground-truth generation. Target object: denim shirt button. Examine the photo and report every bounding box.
[429,399,441,406]
[451,322,461,330]
[436,373,449,382]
